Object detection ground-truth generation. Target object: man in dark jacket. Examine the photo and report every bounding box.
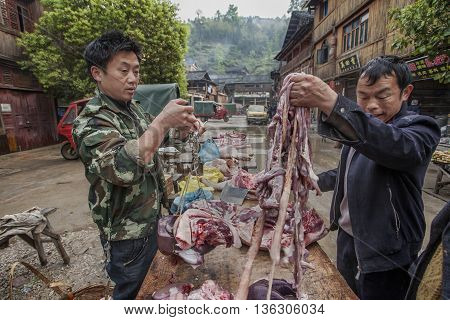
[289,56,441,299]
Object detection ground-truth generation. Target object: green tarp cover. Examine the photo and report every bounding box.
[194,101,217,116]
[223,103,236,114]
[134,83,180,116]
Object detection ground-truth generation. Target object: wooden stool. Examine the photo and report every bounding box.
[0,208,70,266]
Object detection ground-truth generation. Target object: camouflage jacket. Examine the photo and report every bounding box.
[72,90,166,241]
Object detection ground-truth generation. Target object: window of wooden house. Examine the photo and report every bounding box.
[320,0,329,20]
[316,40,329,65]
[343,12,369,52]
[17,5,25,31]
[16,4,30,32]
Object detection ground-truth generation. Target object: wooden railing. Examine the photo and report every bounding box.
[280,50,311,75]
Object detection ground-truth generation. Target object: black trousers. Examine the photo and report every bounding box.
[336,229,411,299]
[101,232,158,300]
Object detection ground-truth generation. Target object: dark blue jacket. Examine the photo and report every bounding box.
[317,95,441,273]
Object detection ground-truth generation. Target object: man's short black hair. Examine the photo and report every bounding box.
[359,55,412,91]
[83,30,141,79]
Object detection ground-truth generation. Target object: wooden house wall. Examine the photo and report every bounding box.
[0,88,57,153]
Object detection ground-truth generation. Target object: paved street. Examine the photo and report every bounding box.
[1,115,448,265]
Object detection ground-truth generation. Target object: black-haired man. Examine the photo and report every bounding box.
[73,31,203,299]
[289,56,441,299]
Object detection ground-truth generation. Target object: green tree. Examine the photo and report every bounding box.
[186,14,288,75]
[389,0,450,83]
[224,4,239,22]
[288,0,301,13]
[16,0,189,100]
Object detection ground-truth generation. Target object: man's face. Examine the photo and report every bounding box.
[91,51,140,102]
[356,73,413,123]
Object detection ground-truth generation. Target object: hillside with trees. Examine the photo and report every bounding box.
[186,5,289,75]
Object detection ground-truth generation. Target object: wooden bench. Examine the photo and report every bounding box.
[0,208,70,266]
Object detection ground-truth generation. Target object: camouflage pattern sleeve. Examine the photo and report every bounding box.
[73,116,153,187]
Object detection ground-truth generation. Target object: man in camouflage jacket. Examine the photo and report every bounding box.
[73,31,203,299]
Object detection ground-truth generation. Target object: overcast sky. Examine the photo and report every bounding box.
[169,0,293,20]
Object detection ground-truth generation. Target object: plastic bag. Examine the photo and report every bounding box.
[170,188,214,214]
[178,176,213,195]
[202,166,225,183]
[198,139,220,163]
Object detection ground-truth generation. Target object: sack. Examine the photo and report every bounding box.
[198,139,220,163]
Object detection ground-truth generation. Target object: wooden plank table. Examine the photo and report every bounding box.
[137,219,357,300]
[138,179,357,300]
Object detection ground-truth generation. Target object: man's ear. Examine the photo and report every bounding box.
[401,84,414,102]
[91,66,103,82]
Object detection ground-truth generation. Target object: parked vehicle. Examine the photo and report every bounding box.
[56,98,90,160]
[246,105,268,125]
[222,103,237,116]
[57,83,180,160]
[194,101,229,122]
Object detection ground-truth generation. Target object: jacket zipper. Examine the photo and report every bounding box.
[335,148,364,280]
[331,155,343,226]
[388,184,401,239]
[354,241,363,280]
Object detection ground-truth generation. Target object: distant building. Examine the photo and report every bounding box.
[187,70,219,101]
[0,1,57,155]
[221,75,273,107]
[302,0,449,115]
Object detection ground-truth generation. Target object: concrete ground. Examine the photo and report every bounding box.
[0,115,448,298]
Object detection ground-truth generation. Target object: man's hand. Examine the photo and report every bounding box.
[177,119,206,141]
[154,99,198,131]
[139,99,202,163]
[194,119,206,135]
[289,74,338,116]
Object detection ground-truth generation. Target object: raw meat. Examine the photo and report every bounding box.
[187,280,233,300]
[152,280,232,300]
[230,169,257,190]
[173,209,242,251]
[152,283,194,300]
[243,73,326,299]
[204,159,238,178]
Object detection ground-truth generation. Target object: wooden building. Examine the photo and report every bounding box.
[274,11,314,82]
[0,0,57,155]
[222,75,273,107]
[281,0,450,116]
[186,70,219,101]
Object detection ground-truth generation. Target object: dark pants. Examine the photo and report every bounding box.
[101,232,158,300]
[337,229,411,299]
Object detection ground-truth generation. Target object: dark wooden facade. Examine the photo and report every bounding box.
[0,0,57,155]
[186,70,219,102]
[222,75,273,107]
[297,0,449,116]
[275,11,314,81]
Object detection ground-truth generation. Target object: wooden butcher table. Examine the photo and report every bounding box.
[137,200,357,300]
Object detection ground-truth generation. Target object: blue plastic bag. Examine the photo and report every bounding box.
[170,188,213,214]
[198,139,220,163]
